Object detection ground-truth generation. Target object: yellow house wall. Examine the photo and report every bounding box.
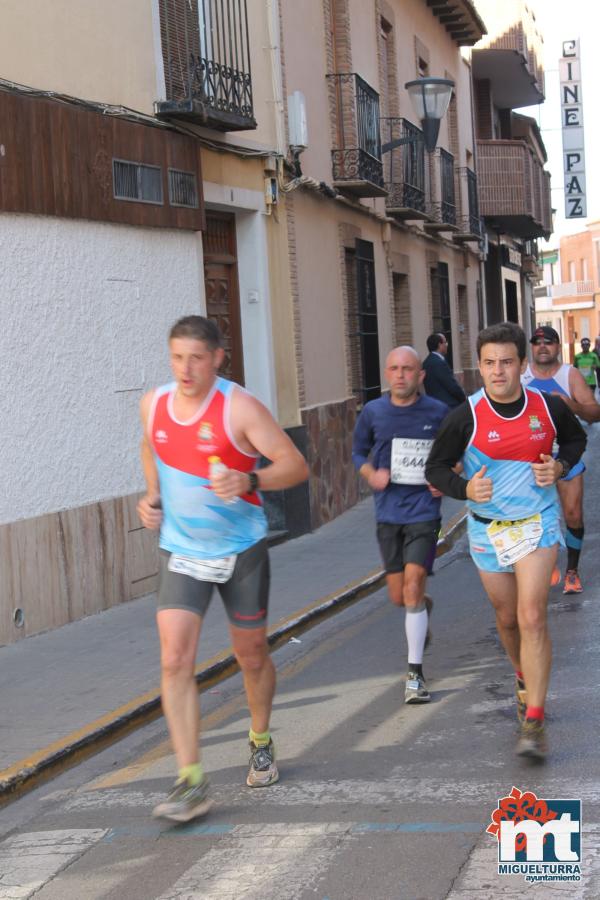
[0,0,158,112]
[0,1,280,152]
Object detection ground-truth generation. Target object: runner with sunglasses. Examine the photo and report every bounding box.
[523,326,600,594]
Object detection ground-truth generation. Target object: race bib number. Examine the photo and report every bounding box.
[486,513,542,567]
[390,438,433,486]
[168,553,237,583]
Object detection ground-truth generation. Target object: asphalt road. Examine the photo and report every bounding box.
[2,430,600,899]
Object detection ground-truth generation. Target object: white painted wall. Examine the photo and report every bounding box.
[0,213,204,524]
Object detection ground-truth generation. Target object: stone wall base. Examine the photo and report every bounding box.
[0,494,157,646]
[0,404,369,645]
[301,397,367,530]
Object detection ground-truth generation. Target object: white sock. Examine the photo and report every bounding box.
[405,608,428,666]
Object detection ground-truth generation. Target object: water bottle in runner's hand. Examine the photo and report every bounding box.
[209,456,237,503]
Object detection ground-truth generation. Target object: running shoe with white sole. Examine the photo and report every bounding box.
[405,672,431,704]
[152,775,212,822]
[516,719,547,761]
[247,739,279,788]
[563,569,583,594]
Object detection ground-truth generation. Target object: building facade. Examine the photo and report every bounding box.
[0,0,301,644]
[279,0,486,525]
[1,0,492,643]
[535,222,600,362]
[470,0,552,335]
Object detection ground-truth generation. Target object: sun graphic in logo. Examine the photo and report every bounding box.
[198,421,213,442]
[529,415,542,432]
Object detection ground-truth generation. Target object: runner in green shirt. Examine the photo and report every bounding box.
[573,338,600,387]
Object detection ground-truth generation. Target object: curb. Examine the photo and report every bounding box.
[0,507,467,806]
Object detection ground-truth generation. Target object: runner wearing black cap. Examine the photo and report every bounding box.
[523,325,600,593]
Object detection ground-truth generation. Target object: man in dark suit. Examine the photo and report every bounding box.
[422,333,466,408]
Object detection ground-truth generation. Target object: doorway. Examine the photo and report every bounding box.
[203,212,245,385]
[505,279,519,324]
[431,262,453,368]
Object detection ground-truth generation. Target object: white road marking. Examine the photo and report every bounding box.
[1,820,596,898]
[0,829,106,900]
[447,823,600,898]
[157,823,351,900]
[64,778,600,811]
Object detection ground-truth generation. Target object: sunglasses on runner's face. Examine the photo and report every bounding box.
[532,338,557,345]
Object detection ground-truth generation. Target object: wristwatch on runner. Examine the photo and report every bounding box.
[248,471,260,493]
[556,458,571,479]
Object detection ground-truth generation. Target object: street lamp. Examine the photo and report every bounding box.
[381,77,455,155]
[406,78,455,152]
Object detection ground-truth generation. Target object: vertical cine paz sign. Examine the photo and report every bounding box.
[560,39,586,218]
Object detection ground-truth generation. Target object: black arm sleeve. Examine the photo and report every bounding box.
[425,401,474,500]
[543,392,587,467]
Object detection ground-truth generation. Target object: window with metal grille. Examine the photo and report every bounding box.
[168,169,199,208]
[345,240,381,406]
[113,159,163,204]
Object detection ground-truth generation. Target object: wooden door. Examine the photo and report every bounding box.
[203,212,245,385]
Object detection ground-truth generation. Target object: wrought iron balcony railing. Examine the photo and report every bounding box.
[425,148,457,231]
[382,118,427,219]
[156,0,256,131]
[454,167,482,240]
[327,73,386,198]
[439,149,457,225]
[523,239,539,261]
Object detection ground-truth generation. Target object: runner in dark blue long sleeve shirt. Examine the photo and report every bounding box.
[352,346,449,704]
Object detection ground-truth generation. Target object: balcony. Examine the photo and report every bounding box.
[477,140,552,239]
[522,239,541,279]
[424,148,458,233]
[155,0,256,131]
[550,281,595,299]
[382,119,427,220]
[472,2,544,107]
[453,167,482,242]
[534,281,595,313]
[327,74,386,198]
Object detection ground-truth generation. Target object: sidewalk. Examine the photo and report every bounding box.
[0,495,465,799]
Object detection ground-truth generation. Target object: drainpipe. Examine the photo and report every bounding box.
[266,0,286,157]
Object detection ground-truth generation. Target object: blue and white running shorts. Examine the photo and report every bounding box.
[467,505,564,573]
[561,458,585,482]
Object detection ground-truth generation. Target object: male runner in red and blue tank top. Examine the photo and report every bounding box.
[426,323,586,760]
[138,316,308,821]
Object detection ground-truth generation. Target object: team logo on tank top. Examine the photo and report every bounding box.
[528,414,547,441]
[197,420,218,453]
